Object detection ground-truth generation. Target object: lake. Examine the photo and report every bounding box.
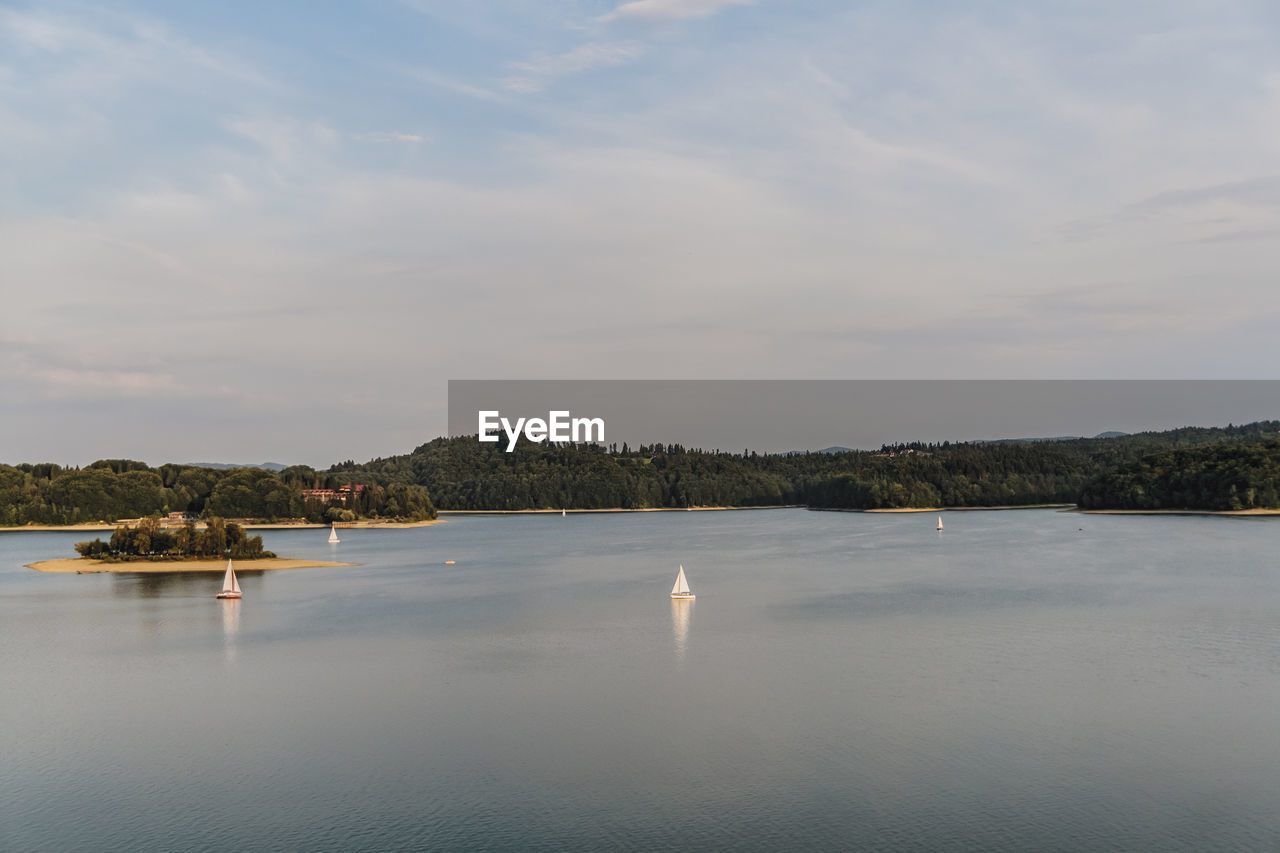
[2,509,1279,851]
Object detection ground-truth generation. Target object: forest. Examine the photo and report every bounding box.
[4,420,1280,524]
[333,420,1280,511]
[1078,438,1280,511]
[0,459,436,526]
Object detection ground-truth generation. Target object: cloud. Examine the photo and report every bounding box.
[1192,227,1280,244]
[402,66,506,103]
[504,41,644,93]
[356,131,428,144]
[1063,176,1280,243]
[34,367,182,399]
[600,0,755,23]
[223,116,339,172]
[1129,176,1280,213]
[0,337,234,402]
[0,6,273,90]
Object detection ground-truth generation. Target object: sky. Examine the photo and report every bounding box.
[3,0,1280,466]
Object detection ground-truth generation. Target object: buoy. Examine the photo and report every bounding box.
[444,560,456,565]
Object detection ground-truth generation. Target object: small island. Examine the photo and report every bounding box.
[26,516,355,573]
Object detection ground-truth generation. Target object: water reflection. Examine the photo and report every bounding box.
[670,598,692,664]
[221,599,240,664]
[109,570,262,598]
[112,571,218,598]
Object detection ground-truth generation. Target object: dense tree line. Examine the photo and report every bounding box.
[75,516,275,561]
[335,439,800,510]
[1079,438,1280,510]
[6,421,1279,523]
[329,420,1280,511]
[0,460,436,526]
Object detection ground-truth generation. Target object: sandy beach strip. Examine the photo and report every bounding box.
[817,504,1076,513]
[438,505,800,515]
[27,558,357,574]
[246,518,444,529]
[1,524,118,533]
[1,519,443,533]
[1073,508,1280,517]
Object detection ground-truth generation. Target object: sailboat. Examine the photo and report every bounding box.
[936,515,944,531]
[562,509,566,518]
[328,523,340,544]
[670,564,695,600]
[216,559,242,600]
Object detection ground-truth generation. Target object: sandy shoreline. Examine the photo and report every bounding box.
[816,504,1076,513]
[245,518,443,529]
[1,519,443,533]
[3,524,118,533]
[1073,508,1280,517]
[818,504,1280,516]
[27,557,357,574]
[439,506,800,515]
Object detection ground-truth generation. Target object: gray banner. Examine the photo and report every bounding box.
[448,380,1280,453]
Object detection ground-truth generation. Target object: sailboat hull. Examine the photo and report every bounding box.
[216,592,242,600]
[670,592,695,600]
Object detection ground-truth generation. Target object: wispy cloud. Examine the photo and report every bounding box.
[35,367,182,399]
[356,131,428,144]
[403,65,506,102]
[600,0,756,23]
[223,116,339,172]
[0,6,275,90]
[0,338,233,401]
[1062,176,1280,243]
[1192,227,1280,244]
[1129,176,1280,213]
[504,41,645,93]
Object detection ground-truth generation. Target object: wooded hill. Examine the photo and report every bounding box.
[1079,438,1280,511]
[0,460,435,526]
[332,420,1280,512]
[5,420,1280,524]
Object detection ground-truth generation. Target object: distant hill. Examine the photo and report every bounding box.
[786,446,857,455]
[973,431,1129,445]
[183,462,289,471]
[7,421,1279,527]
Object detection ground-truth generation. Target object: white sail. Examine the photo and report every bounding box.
[221,560,240,595]
[562,509,566,517]
[671,564,692,596]
[328,523,340,543]
[936,516,944,531]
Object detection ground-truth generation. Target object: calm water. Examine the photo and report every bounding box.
[2,509,1280,852]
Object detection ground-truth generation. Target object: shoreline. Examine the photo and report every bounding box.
[438,506,801,515]
[13,505,1278,531]
[27,557,358,574]
[0,518,444,533]
[243,518,444,529]
[815,504,1280,517]
[812,504,1076,513]
[1073,508,1280,517]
